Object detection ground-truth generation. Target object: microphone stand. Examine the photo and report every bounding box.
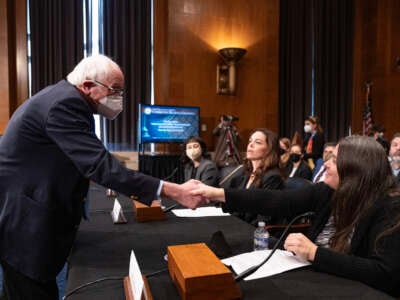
[160,167,181,212]
[234,211,315,282]
[162,167,179,181]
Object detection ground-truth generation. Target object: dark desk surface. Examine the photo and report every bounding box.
[66,185,394,299]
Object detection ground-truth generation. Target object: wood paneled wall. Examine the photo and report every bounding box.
[154,0,280,150]
[352,0,400,139]
[0,0,28,134]
[2,0,399,146]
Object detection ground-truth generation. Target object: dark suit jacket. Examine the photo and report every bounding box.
[223,183,400,297]
[183,157,218,186]
[0,80,160,281]
[286,160,313,180]
[303,131,325,163]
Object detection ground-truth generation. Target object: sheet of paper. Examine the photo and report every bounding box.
[129,250,144,300]
[222,249,310,280]
[172,206,230,217]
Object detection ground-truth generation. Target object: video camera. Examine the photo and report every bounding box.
[222,115,239,122]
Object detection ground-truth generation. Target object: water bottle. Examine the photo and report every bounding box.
[254,221,269,251]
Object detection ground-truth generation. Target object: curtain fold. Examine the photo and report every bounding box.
[29,0,84,94]
[278,0,313,140]
[101,0,152,149]
[313,0,354,141]
[279,0,354,142]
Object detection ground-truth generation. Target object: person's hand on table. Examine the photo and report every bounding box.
[284,233,317,261]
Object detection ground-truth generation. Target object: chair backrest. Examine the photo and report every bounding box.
[284,177,312,190]
[218,164,243,188]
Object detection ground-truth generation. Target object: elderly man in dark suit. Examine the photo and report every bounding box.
[0,55,203,299]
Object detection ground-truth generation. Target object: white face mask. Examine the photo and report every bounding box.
[304,124,312,133]
[97,95,123,120]
[186,148,202,161]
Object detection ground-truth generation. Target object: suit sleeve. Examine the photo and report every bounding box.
[223,183,327,218]
[45,97,160,205]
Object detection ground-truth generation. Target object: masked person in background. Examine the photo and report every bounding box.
[285,144,312,181]
[303,116,325,170]
[389,133,400,183]
[0,55,204,300]
[182,136,218,186]
[369,124,390,155]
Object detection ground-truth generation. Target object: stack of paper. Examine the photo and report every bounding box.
[222,249,310,280]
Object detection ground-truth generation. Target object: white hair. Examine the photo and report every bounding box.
[66,54,122,85]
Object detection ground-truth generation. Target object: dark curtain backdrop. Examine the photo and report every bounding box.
[29,0,84,94]
[101,0,152,149]
[313,0,354,141]
[279,0,354,142]
[279,0,313,140]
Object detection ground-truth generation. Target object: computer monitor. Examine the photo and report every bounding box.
[138,104,200,144]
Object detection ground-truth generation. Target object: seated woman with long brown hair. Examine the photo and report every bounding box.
[193,135,400,297]
[228,128,284,225]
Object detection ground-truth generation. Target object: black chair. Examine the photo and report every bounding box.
[284,177,312,190]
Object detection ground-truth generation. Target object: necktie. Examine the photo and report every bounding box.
[314,166,325,183]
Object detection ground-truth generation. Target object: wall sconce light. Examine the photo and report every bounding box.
[216,47,247,95]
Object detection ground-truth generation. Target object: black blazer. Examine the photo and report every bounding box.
[223,183,400,297]
[0,80,160,281]
[286,161,313,181]
[183,157,218,186]
[303,131,325,163]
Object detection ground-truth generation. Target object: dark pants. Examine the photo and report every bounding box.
[0,261,58,300]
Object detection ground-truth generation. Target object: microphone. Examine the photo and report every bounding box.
[162,203,179,213]
[160,168,180,212]
[162,167,179,181]
[234,211,315,282]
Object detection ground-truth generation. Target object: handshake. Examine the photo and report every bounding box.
[161,179,225,209]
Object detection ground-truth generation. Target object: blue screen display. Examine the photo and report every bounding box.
[138,104,200,143]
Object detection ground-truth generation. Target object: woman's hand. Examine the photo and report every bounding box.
[284,233,318,261]
[190,183,226,203]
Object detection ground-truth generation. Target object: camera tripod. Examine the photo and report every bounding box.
[214,125,242,167]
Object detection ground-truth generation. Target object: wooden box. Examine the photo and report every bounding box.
[167,243,242,300]
[132,200,166,222]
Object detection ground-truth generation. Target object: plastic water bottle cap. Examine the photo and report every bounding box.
[258,221,266,227]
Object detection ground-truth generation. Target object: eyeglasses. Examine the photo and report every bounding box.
[92,80,124,96]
